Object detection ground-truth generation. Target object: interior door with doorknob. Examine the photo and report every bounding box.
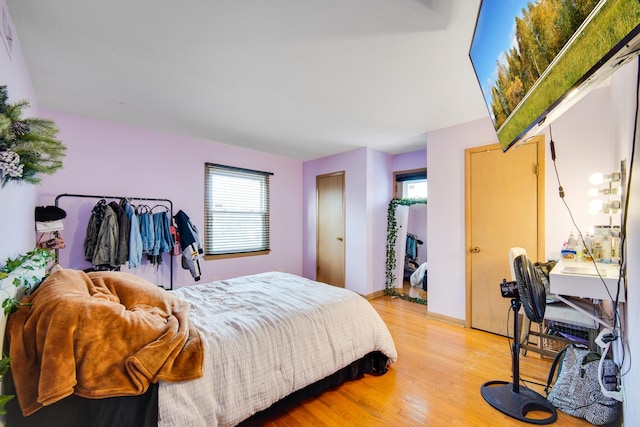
[316,172,346,287]
[466,139,543,336]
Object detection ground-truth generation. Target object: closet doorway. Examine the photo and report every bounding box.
[316,172,345,287]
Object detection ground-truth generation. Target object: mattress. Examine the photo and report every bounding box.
[158,272,397,427]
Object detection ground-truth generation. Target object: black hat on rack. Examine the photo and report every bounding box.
[35,206,66,222]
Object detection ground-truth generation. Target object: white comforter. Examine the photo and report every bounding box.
[158,272,397,427]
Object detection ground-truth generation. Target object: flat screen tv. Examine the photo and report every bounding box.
[470,0,640,151]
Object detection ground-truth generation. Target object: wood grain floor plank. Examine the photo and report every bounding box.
[241,296,593,426]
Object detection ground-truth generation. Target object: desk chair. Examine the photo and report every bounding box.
[509,248,599,358]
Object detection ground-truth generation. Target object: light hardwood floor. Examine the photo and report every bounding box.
[242,296,594,426]
[398,279,427,302]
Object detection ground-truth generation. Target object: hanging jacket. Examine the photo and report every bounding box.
[91,205,119,268]
[109,201,129,266]
[138,210,155,254]
[151,211,173,256]
[406,234,418,260]
[173,210,203,281]
[148,211,174,266]
[123,201,143,268]
[84,199,108,261]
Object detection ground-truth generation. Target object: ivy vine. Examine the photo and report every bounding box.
[385,198,427,303]
[0,248,53,414]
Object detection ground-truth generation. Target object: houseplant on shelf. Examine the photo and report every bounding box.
[0,85,66,188]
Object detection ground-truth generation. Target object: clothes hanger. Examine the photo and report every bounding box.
[150,204,170,213]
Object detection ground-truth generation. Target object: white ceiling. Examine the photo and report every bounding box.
[7,0,490,161]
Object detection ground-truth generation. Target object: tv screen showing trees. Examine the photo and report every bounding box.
[470,0,640,151]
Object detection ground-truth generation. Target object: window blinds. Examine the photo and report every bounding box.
[204,163,272,256]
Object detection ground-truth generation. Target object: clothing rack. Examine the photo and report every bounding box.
[54,193,174,289]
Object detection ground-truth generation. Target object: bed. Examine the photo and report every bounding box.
[4,269,397,426]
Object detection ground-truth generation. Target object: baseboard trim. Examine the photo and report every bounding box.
[364,289,386,300]
[426,311,465,326]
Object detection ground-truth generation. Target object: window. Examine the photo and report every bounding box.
[403,179,427,199]
[204,163,272,258]
[394,169,427,199]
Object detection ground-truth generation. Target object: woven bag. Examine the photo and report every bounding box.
[545,344,621,425]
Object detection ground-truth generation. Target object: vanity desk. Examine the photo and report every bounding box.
[549,258,624,329]
[550,259,624,301]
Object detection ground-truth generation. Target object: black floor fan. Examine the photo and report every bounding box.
[480,254,557,424]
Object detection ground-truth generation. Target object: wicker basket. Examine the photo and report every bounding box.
[543,335,568,353]
[543,321,590,352]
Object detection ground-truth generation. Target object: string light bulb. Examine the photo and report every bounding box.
[588,199,621,215]
[588,172,621,185]
[588,187,620,197]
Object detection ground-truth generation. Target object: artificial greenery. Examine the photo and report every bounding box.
[385,198,427,304]
[0,247,53,313]
[0,355,12,414]
[0,247,54,414]
[0,85,66,188]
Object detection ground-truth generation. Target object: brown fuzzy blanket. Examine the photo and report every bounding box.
[7,269,204,416]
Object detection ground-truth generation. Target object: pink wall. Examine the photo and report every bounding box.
[301,147,427,296]
[392,149,427,172]
[0,0,39,263]
[368,149,395,292]
[541,86,614,259]
[392,148,427,262]
[302,148,366,292]
[427,117,498,321]
[302,147,394,296]
[36,110,303,288]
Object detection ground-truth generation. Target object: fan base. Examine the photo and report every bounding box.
[481,380,557,425]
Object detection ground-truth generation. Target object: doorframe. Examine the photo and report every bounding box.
[464,136,546,328]
[315,171,346,286]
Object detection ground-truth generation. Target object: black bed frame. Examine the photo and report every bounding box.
[4,352,389,426]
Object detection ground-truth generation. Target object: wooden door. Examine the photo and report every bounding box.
[466,137,545,336]
[316,172,345,287]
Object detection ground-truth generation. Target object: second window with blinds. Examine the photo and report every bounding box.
[204,163,272,259]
